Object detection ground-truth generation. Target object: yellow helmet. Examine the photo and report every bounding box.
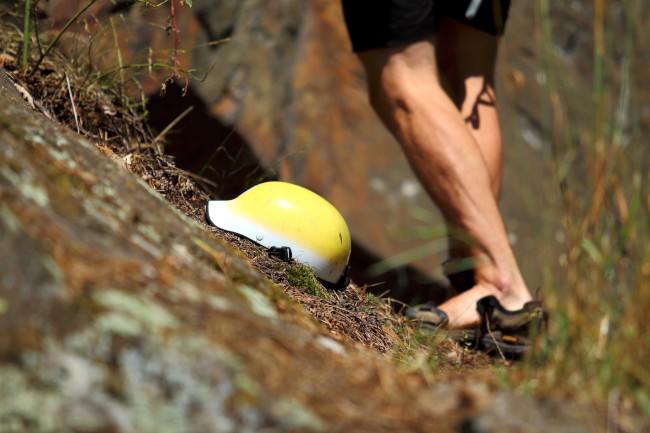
[206,181,351,287]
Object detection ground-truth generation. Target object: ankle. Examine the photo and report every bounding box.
[475,267,532,305]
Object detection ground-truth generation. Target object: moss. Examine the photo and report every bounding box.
[268,398,327,432]
[138,224,164,245]
[95,311,144,337]
[285,265,328,299]
[366,292,381,305]
[0,204,22,233]
[2,163,50,207]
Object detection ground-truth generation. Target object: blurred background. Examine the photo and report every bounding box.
[13,0,648,302]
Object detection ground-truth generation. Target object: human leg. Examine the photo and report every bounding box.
[436,19,503,200]
[357,40,532,328]
[435,19,504,282]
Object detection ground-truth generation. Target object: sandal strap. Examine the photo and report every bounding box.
[477,296,546,330]
[405,303,449,328]
[476,295,547,356]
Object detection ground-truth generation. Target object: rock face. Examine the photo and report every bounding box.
[145,0,559,294]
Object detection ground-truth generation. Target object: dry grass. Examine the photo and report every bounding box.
[514,0,650,421]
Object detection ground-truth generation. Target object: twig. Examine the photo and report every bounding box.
[32,0,43,57]
[161,0,190,92]
[65,72,80,134]
[109,16,124,87]
[197,128,238,178]
[485,319,508,363]
[151,105,194,153]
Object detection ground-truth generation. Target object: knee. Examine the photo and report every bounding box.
[358,42,445,122]
[365,62,441,125]
[365,64,409,117]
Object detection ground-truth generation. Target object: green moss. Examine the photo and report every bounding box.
[366,292,381,305]
[285,265,327,299]
[0,365,68,431]
[269,398,327,432]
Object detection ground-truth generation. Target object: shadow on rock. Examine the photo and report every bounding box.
[147,82,450,306]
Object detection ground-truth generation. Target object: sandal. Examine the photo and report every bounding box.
[405,303,479,345]
[476,295,547,356]
[405,296,546,356]
[405,302,449,329]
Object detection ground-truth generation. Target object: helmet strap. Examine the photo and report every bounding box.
[267,246,293,262]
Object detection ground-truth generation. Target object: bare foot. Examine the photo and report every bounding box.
[438,279,534,329]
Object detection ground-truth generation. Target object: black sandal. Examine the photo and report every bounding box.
[405,296,546,355]
[405,303,479,345]
[476,295,547,356]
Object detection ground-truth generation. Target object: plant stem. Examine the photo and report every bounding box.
[21,0,31,69]
[170,0,180,72]
[29,0,99,76]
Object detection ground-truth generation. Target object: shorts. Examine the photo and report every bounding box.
[341,0,511,52]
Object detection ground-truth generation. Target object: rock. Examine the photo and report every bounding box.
[459,393,601,433]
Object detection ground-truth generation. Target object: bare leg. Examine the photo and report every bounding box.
[436,20,504,263]
[436,20,503,199]
[358,36,532,328]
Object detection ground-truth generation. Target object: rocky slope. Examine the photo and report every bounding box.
[0,64,620,432]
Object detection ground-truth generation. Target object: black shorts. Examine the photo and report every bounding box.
[341,0,511,52]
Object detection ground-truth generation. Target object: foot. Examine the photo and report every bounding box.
[437,278,533,329]
[405,302,480,345]
[407,294,546,356]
